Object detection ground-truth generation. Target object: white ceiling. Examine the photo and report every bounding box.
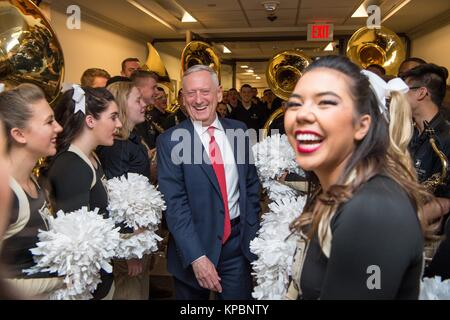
[50,0,450,88]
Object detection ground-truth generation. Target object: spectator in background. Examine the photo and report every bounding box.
[398,57,427,77]
[80,68,111,88]
[217,102,228,118]
[365,64,386,78]
[121,58,141,78]
[226,88,240,113]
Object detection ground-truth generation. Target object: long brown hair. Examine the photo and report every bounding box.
[289,56,432,244]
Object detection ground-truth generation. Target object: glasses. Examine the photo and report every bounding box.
[408,86,422,90]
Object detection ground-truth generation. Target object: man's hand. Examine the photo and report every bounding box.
[192,256,222,293]
[127,258,144,277]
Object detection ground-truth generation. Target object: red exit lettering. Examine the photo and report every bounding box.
[312,25,329,39]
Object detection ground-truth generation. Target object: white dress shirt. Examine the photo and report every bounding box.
[191,116,240,220]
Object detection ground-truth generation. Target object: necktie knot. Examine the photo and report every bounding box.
[207,126,216,142]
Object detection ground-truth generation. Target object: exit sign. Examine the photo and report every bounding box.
[307,24,334,41]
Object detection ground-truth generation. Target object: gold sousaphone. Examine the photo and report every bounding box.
[262,50,312,138]
[346,26,405,76]
[142,42,178,112]
[0,0,64,103]
[181,40,221,81]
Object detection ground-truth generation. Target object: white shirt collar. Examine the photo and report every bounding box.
[191,115,223,136]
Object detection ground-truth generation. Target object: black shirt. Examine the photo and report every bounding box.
[162,109,188,130]
[300,175,423,300]
[230,102,267,132]
[96,132,150,181]
[409,112,450,198]
[47,149,112,299]
[135,107,167,149]
[1,183,51,278]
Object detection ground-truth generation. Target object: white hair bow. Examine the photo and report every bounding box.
[72,84,86,114]
[360,69,409,121]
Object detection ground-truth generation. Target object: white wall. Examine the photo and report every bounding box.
[411,23,450,84]
[49,9,147,84]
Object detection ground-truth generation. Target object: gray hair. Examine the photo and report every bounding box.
[183,65,219,87]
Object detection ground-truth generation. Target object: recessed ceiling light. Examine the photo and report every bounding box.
[247,69,254,73]
[256,76,261,79]
[223,45,231,53]
[182,12,197,22]
[352,3,368,18]
[323,42,334,51]
[241,65,249,68]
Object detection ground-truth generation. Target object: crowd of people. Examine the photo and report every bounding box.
[0,54,449,300]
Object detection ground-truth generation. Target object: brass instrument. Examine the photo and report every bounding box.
[423,121,449,193]
[262,50,312,139]
[142,42,177,111]
[0,0,65,103]
[0,0,65,177]
[181,41,221,81]
[346,26,405,76]
[421,121,449,263]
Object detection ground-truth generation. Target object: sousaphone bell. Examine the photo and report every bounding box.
[262,50,312,138]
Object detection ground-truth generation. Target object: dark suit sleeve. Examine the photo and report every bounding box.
[156,134,205,268]
[49,155,93,213]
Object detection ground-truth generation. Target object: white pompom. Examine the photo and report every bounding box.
[106,173,165,260]
[25,207,121,300]
[252,134,303,182]
[420,277,450,300]
[250,134,307,300]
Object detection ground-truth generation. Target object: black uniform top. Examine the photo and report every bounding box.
[96,132,150,181]
[410,112,450,280]
[300,175,424,300]
[409,112,450,199]
[47,149,112,299]
[230,102,267,132]
[135,107,166,149]
[162,109,188,130]
[1,181,51,278]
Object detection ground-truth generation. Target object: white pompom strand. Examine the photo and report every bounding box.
[106,173,166,230]
[25,207,120,300]
[420,277,450,300]
[106,173,165,260]
[252,134,303,182]
[115,230,163,259]
[250,196,306,300]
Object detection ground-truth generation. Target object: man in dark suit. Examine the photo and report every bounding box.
[157,65,261,300]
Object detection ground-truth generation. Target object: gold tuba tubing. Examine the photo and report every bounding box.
[181,41,221,81]
[262,50,311,138]
[0,0,65,103]
[346,26,406,76]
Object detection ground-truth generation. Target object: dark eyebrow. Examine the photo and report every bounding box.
[289,93,302,99]
[316,91,341,99]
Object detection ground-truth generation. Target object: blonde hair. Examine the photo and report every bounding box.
[106,81,135,139]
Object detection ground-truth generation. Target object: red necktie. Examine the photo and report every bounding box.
[207,126,231,244]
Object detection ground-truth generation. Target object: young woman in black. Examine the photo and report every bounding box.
[284,56,430,299]
[97,81,151,300]
[0,84,64,299]
[47,86,122,299]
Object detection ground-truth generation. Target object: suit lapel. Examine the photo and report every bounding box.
[187,120,222,198]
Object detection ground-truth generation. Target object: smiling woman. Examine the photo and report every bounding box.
[284,55,431,300]
[45,86,122,300]
[0,84,63,299]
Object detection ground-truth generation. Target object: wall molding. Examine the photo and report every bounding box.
[48,0,151,44]
[407,9,450,40]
